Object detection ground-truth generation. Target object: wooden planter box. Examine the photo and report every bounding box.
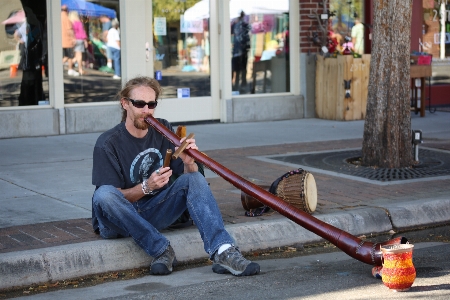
[315,54,371,120]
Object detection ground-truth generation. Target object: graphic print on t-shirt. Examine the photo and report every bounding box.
[129,148,163,184]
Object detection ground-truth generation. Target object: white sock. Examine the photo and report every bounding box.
[218,244,232,254]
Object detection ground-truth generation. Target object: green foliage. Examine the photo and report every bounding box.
[152,0,199,23]
[330,0,364,34]
[330,0,363,19]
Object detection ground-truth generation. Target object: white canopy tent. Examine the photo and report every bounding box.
[183,0,289,21]
[229,0,289,19]
[183,0,209,21]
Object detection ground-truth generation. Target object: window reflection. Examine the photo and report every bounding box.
[61,0,120,104]
[0,0,48,107]
[229,0,290,95]
[423,0,450,58]
[329,0,364,55]
[153,0,211,99]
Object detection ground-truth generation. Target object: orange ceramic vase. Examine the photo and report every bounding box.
[381,244,416,291]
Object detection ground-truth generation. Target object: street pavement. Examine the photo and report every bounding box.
[9,241,450,300]
[0,112,449,291]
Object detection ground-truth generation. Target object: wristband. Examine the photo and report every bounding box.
[141,180,154,195]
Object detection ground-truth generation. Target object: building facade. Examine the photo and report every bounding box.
[0,0,311,138]
[0,0,444,138]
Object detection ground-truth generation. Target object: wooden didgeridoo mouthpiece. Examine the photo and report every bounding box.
[176,125,186,138]
[172,133,195,159]
[163,149,172,168]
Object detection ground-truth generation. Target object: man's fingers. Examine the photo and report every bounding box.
[153,169,172,186]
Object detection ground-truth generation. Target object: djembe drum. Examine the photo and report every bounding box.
[241,185,271,211]
[272,169,317,214]
[241,169,317,215]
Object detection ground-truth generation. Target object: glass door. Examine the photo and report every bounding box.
[151,0,218,122]
[153,0,211,98]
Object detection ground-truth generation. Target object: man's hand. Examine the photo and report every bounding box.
[118,167,172,203]
[147,167,172,191]
[176,136,198,165]
[176,137,199,173]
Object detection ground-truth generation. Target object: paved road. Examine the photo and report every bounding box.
[9,241,450,300]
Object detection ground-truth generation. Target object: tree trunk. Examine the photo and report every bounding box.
[361,0,413,168]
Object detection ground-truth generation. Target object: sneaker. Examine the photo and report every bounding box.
[99,66,115,74]
[68,69,79,76]
[112,75,121,80]
[372,266,383,279]
[150,244,177,275]
[212,246,260,276]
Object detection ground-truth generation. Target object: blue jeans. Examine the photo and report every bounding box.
[109,47,121,76]
[92,172,234,258]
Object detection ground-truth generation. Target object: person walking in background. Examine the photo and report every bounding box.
[69,11,87,75]
[90,32,108,69]
[351,17,364,55]
[61,5,78,76]
[17,6,45,106]
[231,11,251,93]
[106,18,121,79]
[99,15,111,43]
[99,15,113,72]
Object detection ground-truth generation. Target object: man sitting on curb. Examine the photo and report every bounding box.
[91,76,260,276]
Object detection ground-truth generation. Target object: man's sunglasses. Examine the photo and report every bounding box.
[125,97,158,109]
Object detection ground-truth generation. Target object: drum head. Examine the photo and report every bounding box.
[304,173,317,212]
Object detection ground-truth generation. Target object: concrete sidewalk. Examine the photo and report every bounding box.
[1,113,449,290]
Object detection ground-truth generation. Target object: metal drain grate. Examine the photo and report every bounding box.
[269,148,450,182]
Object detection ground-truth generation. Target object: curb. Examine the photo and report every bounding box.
[385,198,450,229]
[1,200,449,291]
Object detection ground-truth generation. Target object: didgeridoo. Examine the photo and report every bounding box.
[145,115,408,266]
[176,125,186,138]
[172,133,195,159]
[163,149,172,168]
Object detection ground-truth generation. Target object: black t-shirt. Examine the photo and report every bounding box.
[92,119,184,190]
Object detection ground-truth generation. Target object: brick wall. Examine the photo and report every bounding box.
[299,0,330,53]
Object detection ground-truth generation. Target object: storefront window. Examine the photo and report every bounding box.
[0,0,49,107]
[61,0,120,104]
[329,0,365,55]
[230,1,290,95]
[153,0,211,99]
[423,0,450,59]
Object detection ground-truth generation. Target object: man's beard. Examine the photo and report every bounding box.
[133,114,151,130]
